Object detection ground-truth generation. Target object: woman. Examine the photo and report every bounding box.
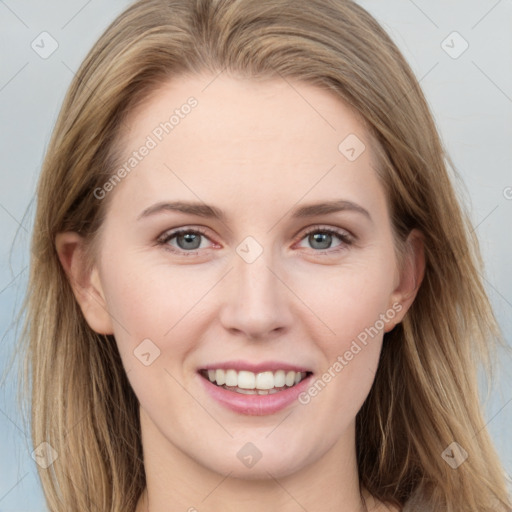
[19,0,511,510]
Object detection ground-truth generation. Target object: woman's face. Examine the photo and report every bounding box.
[69,73,419,479]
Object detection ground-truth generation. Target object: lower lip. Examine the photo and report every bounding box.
[198,372,314,416]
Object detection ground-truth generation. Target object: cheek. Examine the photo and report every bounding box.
[315,275,388,388]
[99,254,214,370]
[296,256,396,345]
[293,255,396,410]
[99,260,212,418]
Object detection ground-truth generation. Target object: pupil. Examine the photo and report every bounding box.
[310,232,331,250]
[178,233,200,250]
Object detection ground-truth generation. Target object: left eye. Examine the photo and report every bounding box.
[296,227,352,251]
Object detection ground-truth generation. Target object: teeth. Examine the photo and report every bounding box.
[202,368,309,390]
[256,371,274,390]
[274,370,285,387]
[215,369,225,386]
[225,369,238,387]
[238,370,256,389]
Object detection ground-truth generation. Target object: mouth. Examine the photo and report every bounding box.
[198,368,314,395]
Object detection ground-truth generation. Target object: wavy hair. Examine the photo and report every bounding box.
[16,0,511,510]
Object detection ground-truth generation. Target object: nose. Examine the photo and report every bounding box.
[218,246,293,340]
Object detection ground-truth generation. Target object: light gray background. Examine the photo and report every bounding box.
[0,1,511,510]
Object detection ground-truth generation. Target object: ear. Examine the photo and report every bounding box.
[384,229,425,332]
[55,231,114,335]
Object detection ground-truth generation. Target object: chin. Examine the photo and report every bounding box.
[199,448,305,480]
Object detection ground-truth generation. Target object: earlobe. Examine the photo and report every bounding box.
[55,232,114,335]
[385,229,426,332]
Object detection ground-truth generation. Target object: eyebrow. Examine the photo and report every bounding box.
[137,199,372,222]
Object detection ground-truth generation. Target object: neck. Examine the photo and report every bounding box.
[135,407,369,512]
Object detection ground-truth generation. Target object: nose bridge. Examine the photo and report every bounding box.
[219,238,291,338]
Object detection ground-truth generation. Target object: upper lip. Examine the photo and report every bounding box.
[199,360,313,374]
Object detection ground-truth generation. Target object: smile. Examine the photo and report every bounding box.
[199,369,312,395]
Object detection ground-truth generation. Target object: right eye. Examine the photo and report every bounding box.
[157,227,217,254]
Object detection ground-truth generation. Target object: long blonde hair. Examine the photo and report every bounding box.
[16,0,511,510]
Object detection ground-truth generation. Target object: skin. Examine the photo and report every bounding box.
[56,73,424,512]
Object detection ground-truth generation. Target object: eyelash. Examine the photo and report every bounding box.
[157,225,354,257]
[296,226,354,253]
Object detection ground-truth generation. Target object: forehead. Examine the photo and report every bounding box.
[123,72,371,156]
[107,73,386,222]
